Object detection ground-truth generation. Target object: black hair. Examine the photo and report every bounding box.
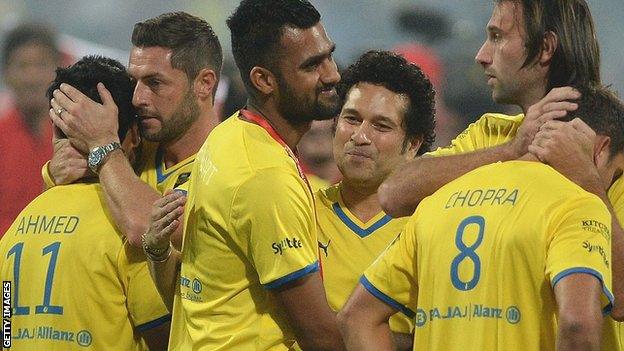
[132,11,223,98]
[227,0,320,95]
[563,85,624,159]
[46,55,136,141]
[337,50,436,155]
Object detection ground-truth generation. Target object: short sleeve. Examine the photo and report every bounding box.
[607,175,624,225]
[546,196,613,313]
[362,214,420,318]
[118,243,171,331]
[232,168,318,290]
[426,113,522,157]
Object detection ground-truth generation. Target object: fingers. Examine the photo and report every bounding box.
[541,101,578,114]
[542,86,581,103]
[150,192,187,240]
[49,107,69,133]
[97,83,115,106]
[59,83,88,103]
[52,89,76,113]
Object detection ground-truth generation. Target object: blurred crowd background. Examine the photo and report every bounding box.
[1,0,623,231]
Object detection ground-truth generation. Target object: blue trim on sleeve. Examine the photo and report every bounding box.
[551,267,614,316]
[359,275,415,318]
[332,202,392,238]
[264,261,319,290]
[135,314,172,332]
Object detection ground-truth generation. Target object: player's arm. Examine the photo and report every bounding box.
[391,332,413,351]
[50,83,163,247]
[379,147,515,217]
[143,190,186,311]
[379,87,580,217]
[139,322,171,351]
[554,273,603,351]
[272,273,346,351]
[337,284,399,351]
[530,118,624,320]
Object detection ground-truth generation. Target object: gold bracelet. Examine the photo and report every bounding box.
[141,233,173,262]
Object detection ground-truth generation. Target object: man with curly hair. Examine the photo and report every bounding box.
[316,50,435,350]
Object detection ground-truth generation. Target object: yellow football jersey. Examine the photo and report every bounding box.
[429,112,623,350]
[364,161,613,351]
[169,113,319,350]
[315,184,413,333]
[138,141,194,193]
[0,183,169,351]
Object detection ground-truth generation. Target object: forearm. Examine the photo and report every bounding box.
[379,143,517,217]
[392,332,413,351]
[339,320,394,351]
[147,249,181,312]
[98,151,161,247]
[571,174,624,320]
[557,322,601,351]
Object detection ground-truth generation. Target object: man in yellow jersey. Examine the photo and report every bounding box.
[378,1,624,348]
[144,1,346,349]
[316,50,435,350]
[46,12,222,248]
[0,56,170,350]
[339,85,624,351]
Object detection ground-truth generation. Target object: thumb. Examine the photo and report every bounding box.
[97,83,116,107]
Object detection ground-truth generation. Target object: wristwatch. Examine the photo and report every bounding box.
[87,142,121,173]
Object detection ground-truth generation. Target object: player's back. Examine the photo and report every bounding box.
[412,160,612,351]
[0,183,161,351]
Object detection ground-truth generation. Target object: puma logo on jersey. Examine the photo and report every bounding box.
[318,240,331,257]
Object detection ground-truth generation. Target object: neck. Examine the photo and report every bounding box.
[519,81,548,114]
[339,181,383,223]
[160,108,219,168]
[247,100,311,150]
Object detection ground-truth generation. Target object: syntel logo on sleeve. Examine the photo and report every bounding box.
[272,237,303,255]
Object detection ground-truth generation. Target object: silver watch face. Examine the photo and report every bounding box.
[88,147,105,170]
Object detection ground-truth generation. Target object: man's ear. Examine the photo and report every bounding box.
[122,123,141,152]
[249,66,278,96]
[404,136,423,159]
[539,30,558,65]
[193,68,218,102]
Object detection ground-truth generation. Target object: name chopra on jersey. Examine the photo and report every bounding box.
[14,215,79,235]
[272,237,303,255]
[445,188,519,209]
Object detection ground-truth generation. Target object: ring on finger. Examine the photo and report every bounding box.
[56,107,66,116]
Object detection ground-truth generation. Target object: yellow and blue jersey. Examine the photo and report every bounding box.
[315,183,413,333]
[429,112,624,350]
[0,183,169,351]
[169,113,319,350]
[138,141,194,193]
[364,161,613,351]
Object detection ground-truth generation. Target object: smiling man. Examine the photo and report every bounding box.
[315,50,435,350]
[145,1,346,350]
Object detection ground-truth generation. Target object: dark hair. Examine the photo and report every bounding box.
[2,23,60,69]
[132,12,223,92]
[497,0,600,90]
[227,0,320,94]
[46,55,136,141]
[563,86,624,158]
[337,50,436,155]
